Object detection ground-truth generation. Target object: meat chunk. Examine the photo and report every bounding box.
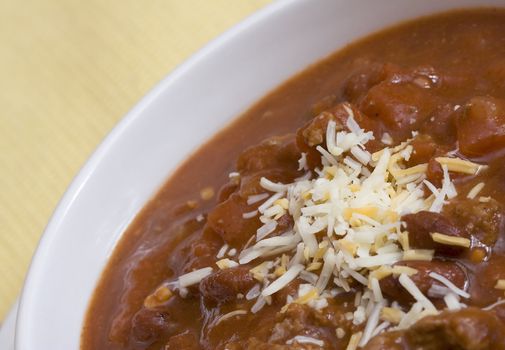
[296,103,382,168]
[238,170,295,198]
[298,103,380,147]
[297,109,345,149]
[360,81,440,139]
[169,227,222,277]
[267,303,348,349]
[406,134,438,166]
[444,198,503,246]
[405,308,505,350]
[365,308,505,350]
[131,308,176,345]
[199,266,256,304]
[362,331,405,350]
[212,135,301,247]
[207,193,260,247]
[311,95,338,116]
[426,157,444,188]
[419,103,458,145]
[469,256,505,306]
[269,304,328,344]
[207,188,294,248]
[458,96,505,156]
[380,260,466,306]
[344,61,403,103]
[402,211,470,255]
[405,134,453,188]
[237,135,300,175]
[217,180,239,203]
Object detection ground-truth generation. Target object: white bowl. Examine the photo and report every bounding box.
[15,0,505,348]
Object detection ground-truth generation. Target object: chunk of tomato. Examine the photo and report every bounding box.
[458,96,505,156]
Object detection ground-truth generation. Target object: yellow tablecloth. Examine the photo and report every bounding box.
[0,0,272,321]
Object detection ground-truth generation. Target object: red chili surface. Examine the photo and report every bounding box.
[82,8,505,350]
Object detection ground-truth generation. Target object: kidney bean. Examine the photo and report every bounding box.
[380,260,466,306]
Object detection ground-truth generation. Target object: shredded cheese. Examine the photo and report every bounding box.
[398,273,436,311]
[483,299,505,311]
[358,302,382,346]
[467,182,485,199]
[262,264,304,296]
[444,293,462,310]
[435,157,483,175]
[214,310,247,325]
[216,244,229,259]
[380,307,404,324]
[403,249,434,261]
[346,332,363,350]
[216,258,239,270]
[495,279,505,290]
[171,113,484,346]
[429,272,470,299]
[430,232,471,248]
[286,335,324,346]
[178,267,213,288]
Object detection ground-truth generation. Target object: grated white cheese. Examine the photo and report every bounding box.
[428,272,470,299]
[251,295,268,314]
[371,321,390,338]
[262,264,304,296]
[397,302,424,329]
[467,182,485,199]
[427,284,451,299]
[247,193,269,205]
[317,145,339,165]
[256,221,278,241]
[242,210,258,219]
[351,145,371,165]
[355,253,403,268]
[346,332,363,350]
[260,177,289,193]
[214,310,247,325]
[482,299,505,311]
[444,293,462,311]
[479,196,491,203]
[246,284,261,300]
[298,152,308,171]
[216,258,239,269]
[257,192,284,213]
[178,267,213,288]
[315,248,337,292]
[358,302,382,346]
[423,180,440,197]
[370,277,384,303]
[216,244,229,259]
[228,248,237,257]
[398,273,436,311]
[286,335,324,347]
[381,132,393,145]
